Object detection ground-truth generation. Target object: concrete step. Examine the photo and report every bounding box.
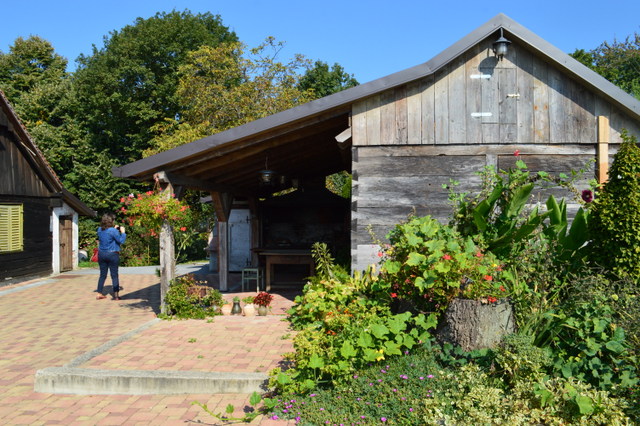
[35,367,269,395]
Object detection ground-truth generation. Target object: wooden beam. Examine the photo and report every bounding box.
[210,191,233,223]
[335,127,352,144]
[597,116,609,184]
[153,171,243,195]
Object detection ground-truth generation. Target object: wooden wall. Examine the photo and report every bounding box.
[352,39,640,146]
[350,37,639,271]
[0,108,55,282]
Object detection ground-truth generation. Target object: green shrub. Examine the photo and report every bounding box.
[493,333,552,385]
[589,130,640,278]
[269,343,631,425]
[162,274,223,319]
[380,215,509,313]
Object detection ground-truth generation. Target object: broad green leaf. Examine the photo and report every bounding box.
[406,233,423,246]
[371,323,389,339]
[249,391,261,406]
[384,340,402,356]
[340,341,357,358]
[383,260,401,274]
[605,340,625,354]
[575,395,594,415]
[308,353,325,369]
[357,332,373,348]
[414,276,426,290]
[277,372,292,384]
[406,252,426,266]
[506,182,534,217]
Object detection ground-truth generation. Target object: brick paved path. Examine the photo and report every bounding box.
[0,272,295,425]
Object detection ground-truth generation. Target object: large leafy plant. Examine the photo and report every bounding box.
[380,215,508,313]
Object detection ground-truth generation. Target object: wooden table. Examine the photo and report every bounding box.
[256,249,314,291]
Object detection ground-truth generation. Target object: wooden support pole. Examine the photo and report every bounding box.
[218,221,228,292]
[597,116,609,184]
[159,182,176,314]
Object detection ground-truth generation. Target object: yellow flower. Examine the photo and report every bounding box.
[375,349,385,361]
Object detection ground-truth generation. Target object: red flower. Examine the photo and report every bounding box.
[483,275,493,281]
[390,293,398,298]
[499,285,506,292]
[442,254,452,260]
[514,150,521,156]
[180,226,187,232]
[377,252,384,257]
[487,296,498,303]
[475,252,484,258]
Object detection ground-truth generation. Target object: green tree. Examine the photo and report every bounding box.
[589,131,640,278]
[570,33,640,99]
[298,60,359,99]
[0,35,67,103]
[73,9,238,164]
[145,37,315,156]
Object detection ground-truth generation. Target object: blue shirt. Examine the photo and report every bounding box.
[97,227,126,252]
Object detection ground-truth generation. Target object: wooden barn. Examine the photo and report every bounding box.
[0,91,95,284]
[113,14,640,295]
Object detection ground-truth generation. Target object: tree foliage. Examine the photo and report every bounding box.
[570,33,640,100]
[298,60,358,98]
[145,37,315,156]
[72,10,238,163]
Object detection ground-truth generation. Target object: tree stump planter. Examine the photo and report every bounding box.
[436,298,515,351]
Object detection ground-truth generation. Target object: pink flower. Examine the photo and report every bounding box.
[514,149,521,156]
[442,254,452,260]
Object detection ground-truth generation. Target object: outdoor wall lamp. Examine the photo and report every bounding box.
[492,28,511,60]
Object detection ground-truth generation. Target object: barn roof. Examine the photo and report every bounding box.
[112,13,640,195]
[0,90,96,217]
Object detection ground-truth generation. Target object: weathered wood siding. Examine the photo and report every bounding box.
[351,39,640,146]
[0,107,55,282]
[350,38,639,271]
[0,111,52,198]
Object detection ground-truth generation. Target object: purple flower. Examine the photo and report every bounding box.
[427,374,434,379]
[381,417,387,422]
[319,407,324,411]
[419,377,424,380]
[271,415,279,420]
[409,408,414,412]
[582,189,594,203]
[310,393,317,397]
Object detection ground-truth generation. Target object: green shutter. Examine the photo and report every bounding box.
[0,204,24,252]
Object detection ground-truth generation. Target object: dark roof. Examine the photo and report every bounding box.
[113,13,640,194]
[0,90,96,217]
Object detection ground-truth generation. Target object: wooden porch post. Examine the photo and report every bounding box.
[158,181,176,314]
[211,192,233,292]
[597,116,610,184]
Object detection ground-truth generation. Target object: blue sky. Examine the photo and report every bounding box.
[2,0,639,84]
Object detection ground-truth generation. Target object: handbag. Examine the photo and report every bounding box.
[91,248,99,263]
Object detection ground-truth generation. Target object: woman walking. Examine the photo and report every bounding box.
[96,213,126,300]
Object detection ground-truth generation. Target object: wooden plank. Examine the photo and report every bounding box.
[465,44,483,144]
[532,56,550,143]
[480,65,498,124]
[406,81,422,144]
[448,56,466,144]
[548,66,566,143]
[434,68,449,144]
[355,155,485,177]
[395,85,408,144]
[356,144,596,158]
[380,89,396,144]
[365,95,381,146]
[499,68,518,144]
[218,221,229,292]
[351,99,368,146]
[516,48,534,143]
[420,75,436,145]
[598,115,609,184]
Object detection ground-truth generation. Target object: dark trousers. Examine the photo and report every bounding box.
[97,251,120,294]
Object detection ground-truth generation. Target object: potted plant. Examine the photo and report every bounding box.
[242,296,256,316]
[253,291,274,316]
[231,296,243,315]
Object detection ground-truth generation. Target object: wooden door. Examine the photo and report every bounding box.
[59,216,73,271]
